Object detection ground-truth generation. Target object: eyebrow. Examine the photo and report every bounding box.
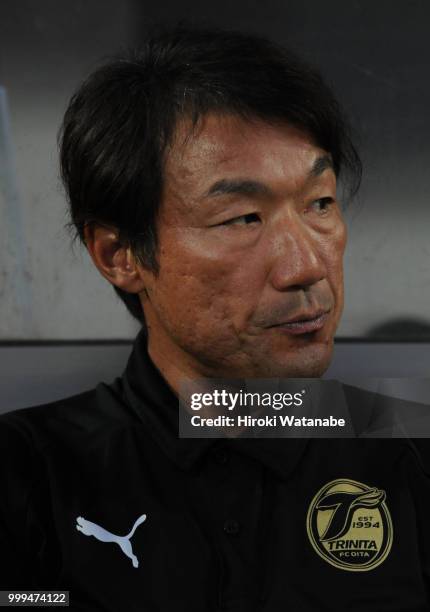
[205,178,271,198]
[205,154,334,199]
[308,154,334,178]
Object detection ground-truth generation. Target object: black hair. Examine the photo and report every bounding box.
[59,24,362,325]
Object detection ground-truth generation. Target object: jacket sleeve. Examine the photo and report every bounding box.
[406,439,430,603]
[0,415,42,588]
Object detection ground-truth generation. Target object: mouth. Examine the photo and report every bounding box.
[269,310,330,336]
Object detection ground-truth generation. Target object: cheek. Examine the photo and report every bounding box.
[324,226,346,322]
[149,237,252,336]
[324,221,346,283]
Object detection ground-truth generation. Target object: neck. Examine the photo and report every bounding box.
[146,331,209,398]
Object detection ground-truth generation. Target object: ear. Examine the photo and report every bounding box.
[83,223,146,294]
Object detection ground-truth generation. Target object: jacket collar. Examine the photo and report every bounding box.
[122,329,215,470]
[121,329,348,480]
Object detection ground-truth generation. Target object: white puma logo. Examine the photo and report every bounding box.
[75,514,147,568]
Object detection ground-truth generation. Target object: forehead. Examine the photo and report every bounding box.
[164,113,331,196]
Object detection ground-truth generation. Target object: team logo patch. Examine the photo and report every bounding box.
[306,478,393,571]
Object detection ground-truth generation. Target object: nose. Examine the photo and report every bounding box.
[268,215,327,291]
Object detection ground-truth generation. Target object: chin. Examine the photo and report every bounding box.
[266,339,334,378]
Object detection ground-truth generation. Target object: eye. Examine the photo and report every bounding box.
[310,197,335,214]
[219,213,261,226]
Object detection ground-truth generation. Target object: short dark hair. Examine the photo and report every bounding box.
[59,25,361,325]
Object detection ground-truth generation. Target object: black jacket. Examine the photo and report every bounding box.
[1,331,430,611]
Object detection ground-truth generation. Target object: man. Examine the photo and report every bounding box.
[1,26,429,611]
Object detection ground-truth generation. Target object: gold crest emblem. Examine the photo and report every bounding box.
[306,478,393,571]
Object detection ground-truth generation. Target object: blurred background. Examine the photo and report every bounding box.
[1,1,429,410]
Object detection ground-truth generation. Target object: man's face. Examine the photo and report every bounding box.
[140,113,347,378]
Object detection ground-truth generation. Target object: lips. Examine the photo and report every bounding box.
[270,310,330,335]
